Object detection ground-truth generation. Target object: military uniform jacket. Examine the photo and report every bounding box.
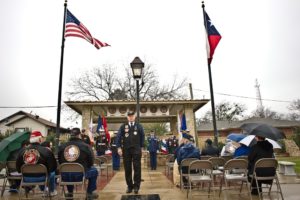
[16,143,57,175]
[58,137,94,171]
[116,122,145,152]
[147,136,159,153]
[110,136,118,153]
[95,134,109,153]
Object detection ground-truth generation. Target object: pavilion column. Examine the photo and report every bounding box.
[170,117,177,135]
[82,106,92,130]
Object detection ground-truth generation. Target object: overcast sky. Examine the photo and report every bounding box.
[1,0,300,128]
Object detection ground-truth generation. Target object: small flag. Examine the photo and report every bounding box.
[203,10,221,64]
[65,9,110,49]
[160,139,168,154]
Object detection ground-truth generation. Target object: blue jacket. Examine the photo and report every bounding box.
[147,136,159,153]
[177,143,200,164]
[234,145,250,158]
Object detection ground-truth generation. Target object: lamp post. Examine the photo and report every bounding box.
[130,57,144,123]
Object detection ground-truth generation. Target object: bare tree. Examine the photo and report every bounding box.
[198,101,246,123]
[287,99,300,120]
[66,64,188,101]
[251,106,285,120]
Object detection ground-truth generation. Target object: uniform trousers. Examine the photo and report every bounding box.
[123,147,141,189]
[149,152,157,169]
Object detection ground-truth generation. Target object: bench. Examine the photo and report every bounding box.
[278,161,296,176]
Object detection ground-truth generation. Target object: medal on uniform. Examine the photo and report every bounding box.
[125,133,129,137]
[134,131,137,135]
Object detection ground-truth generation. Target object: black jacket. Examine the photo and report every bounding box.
[58,137,94,171]
[116,122,145,151]
[248,140,275,176]
[201,145,220,156]
[16,143,57,174]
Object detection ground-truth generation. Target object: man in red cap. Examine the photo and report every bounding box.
[16,130,57,196]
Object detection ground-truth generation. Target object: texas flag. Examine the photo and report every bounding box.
[203,10,221,64]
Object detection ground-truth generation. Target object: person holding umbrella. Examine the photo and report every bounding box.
[247,135,275,195]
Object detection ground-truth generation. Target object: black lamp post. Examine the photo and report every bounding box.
[130,57,144,123]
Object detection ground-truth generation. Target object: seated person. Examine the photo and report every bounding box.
[247,136,275,195]
[6,140,30,193]
[177,133,200,185]
[58,128,98,200]
[201,138,219,156]
[16,131,57,196]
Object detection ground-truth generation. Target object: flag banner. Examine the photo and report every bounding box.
[180,113,187,131]
[102,115,111,143]
[203,10,221,64]
[89,117,95,144]
[65,9,110,49]
[96,115,103,134]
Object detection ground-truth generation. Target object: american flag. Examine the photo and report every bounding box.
[65,9,110,49]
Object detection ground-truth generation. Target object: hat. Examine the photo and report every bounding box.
[30,131,43,143]
[71,128,81,136]
[127,111,135,116]
[205,138,213,145]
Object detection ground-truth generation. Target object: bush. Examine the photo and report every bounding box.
[292,128,300,148]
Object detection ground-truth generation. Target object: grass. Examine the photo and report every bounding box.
[276,156,300,174]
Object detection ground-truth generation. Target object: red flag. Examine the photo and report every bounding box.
[102,115,111,143]
[65,9,110,49]
[203,10,221,64]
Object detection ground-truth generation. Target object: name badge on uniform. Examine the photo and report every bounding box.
[134,131,137,135]
[125,133,129,137]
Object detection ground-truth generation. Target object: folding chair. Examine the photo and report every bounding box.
[58,163,86,200]
[179,158,198,190]
[95,156,110,182]
[200,155,212,160]
[0,162,7,196]
[19,164,49,200]
[235,156,248,161]
[249,158,284,200]
[208,157,225,185]
[2,161,23,196]
[165,154,175,177]
[221,155,233,163]
[102,155,113,175]
[187,160,214,199]
[219,159,252,200]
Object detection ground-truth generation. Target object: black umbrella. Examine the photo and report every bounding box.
[240,123,286,141]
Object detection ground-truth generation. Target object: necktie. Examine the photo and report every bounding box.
[130,122,133,127]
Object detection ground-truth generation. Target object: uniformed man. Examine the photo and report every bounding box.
[116,111,145,194]
[95,128,109,156]
[16,131,57,196]
[110,132,120,170]
[147,130,159,170]
[58,128,99,200]
[167,135,179,154]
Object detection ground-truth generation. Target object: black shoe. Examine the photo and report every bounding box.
[134,187,139,194]
[126,188,133,193]
[251,190,259,195]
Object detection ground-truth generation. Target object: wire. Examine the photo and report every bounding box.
[0,106,56,108]
[193,88,293,103]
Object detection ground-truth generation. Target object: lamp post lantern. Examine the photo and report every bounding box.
[130,57,144,123]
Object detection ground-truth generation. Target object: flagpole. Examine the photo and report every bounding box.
[55,0,68,154]
[202,1,219,146]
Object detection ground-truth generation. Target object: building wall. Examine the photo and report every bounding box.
[8,118,49,137]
